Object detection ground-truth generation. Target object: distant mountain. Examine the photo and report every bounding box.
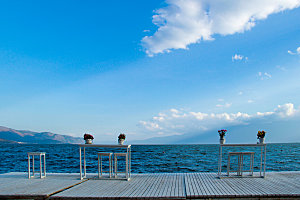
[0,126,82,144]
[132,118,300,144]
[0,138,23,144]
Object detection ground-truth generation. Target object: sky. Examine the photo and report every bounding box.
[0,0,300,143]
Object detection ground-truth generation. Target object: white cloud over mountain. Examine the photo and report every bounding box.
[138,103,299,136]
[142,0,300,56]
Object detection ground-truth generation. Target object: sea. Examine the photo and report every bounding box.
[0,143,299,174]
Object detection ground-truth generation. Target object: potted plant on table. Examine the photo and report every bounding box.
[118,133,126,145]
[257,130,266,144]
[84,133,94,144]
[218,129,227,144]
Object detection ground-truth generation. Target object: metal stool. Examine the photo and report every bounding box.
[97,152,113,178]
[227,152,254,176]
[114,153,129,179]
[27,152,46,179]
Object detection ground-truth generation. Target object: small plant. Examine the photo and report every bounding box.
[218,129,227,139]
[84,133,94,140]
[118,133,126,140]
[257,130,266,139]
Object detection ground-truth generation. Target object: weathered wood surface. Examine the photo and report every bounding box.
[184,172,300,199]
[52,173,186,199]
[0,172,299,199]
[0,172,85,199]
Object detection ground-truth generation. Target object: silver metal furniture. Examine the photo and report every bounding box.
[218,144,266,178]
[79,144,131,180]
[27,152,46,179]
[114,153,129,179]
[227,152,255,176]
[97,152,113,178]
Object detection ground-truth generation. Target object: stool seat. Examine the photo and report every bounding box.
[28,152,46,179]
[229,152,255,155]
[114,153,127,156]
[98,152,113,156]
[28,152,46,155]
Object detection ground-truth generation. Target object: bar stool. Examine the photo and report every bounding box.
[97,152,113,178]
[114,153,129,179]
[27,152,46,179]
[227,152,254,176]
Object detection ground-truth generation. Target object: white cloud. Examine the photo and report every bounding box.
[138,103,299,136]
[232,54,243,61]
[142,0,300,56]
[288,47,300,55]
[238,91,243,95]
[232,54,248,62]
[276,65,286,71]
[216,103,232,108]
[264,72,272,78]
[274,103,296,117]
[258,71,272,80]
[248,100,254,103]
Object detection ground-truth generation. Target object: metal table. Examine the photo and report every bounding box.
[217,144,267,178]
[79,144,131,180]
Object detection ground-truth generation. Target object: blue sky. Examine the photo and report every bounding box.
[0,0,300,143]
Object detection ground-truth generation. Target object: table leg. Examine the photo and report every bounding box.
[241,154,243,176]
[40,154,42,178]
[227,154,230,176]
[126,154,128,180]
[84,147,86,178]
[33,155,35,176]
[126,148,129,180]
[114,156,117,178]
[263,145,266,177]
[98,154,100,178]
[237,154,240,176]
[218,145,222,176]
[44,154,46,177]
[129,147,131,177]
[251,153,254,176]
[79,147,82,180]
[100,155,102,176]
[260,146,263,177]
[28,154,30,179]
[109,155,111,178]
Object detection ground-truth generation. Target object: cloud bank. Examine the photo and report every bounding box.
[142,0,300,56]
[139,103,299,136]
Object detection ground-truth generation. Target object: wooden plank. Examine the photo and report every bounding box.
[185,173,196,197]
[202,173,227,197]
[0,173,84,199]
[139,173,161,197]
[124,174,155,197]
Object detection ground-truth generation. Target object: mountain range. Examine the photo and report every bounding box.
[132,117,300,144]
[0,126,82,144]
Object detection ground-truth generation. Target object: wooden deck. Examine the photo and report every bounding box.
[0,171,299,199]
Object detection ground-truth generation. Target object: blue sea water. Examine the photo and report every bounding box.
[0,143,299,174]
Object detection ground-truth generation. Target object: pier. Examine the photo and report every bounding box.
[0,171,299,199]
